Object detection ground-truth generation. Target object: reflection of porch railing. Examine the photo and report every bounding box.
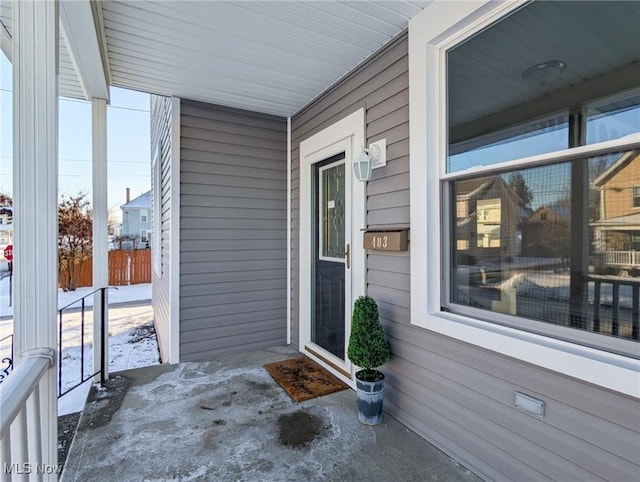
[603,251,640,267]
[589,275,640,340]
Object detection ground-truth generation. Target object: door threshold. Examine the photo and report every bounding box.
[305,345,352,380]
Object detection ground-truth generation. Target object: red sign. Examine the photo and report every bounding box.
[3,245,12,261]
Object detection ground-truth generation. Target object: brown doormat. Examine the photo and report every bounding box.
[264,356,349,403]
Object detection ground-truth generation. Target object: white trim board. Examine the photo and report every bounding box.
[408,0,640,399]
[298,108,367,387]
[169,96,181,364]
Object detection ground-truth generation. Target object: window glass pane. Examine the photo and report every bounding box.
[450,149,639,343]
[320,163,345,259]
[449,118,568,173]
[447,1,640,173]
[587,92,640,145]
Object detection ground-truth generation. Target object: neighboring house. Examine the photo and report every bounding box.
[455,176,529,264]
[522,205,571,258]
[592,150,640,267]
[5,2,640,481]
[120,190,151,248]
[0,206,12,247]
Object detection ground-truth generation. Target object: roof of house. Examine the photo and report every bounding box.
[121,190,151,210]
[593,150,640,187]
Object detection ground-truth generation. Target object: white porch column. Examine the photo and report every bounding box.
[92,98,109,381]
[12,0,59,470]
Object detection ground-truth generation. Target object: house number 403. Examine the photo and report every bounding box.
[371,235,388,249]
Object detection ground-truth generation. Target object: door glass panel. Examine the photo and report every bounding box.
[312,155,346,360]
[320,163,345,259]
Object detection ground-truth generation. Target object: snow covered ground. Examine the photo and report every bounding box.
[0,276,151,318]
[0,283,159,415]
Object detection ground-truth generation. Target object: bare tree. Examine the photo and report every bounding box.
[58,194,92,291]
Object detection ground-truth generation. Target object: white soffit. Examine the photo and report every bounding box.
[0,1,91,101]
[100,0,430,117]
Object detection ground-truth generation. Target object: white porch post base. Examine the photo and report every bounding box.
[12,0,59,472]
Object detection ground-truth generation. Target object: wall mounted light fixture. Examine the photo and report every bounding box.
[352,139,387,182]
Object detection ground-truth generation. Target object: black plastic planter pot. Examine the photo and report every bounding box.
[355,372,385,425]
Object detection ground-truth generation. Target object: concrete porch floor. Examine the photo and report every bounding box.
[62,346,482,482]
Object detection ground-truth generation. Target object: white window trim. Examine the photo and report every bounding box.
[140,228,148,242]
[409,0,640,399]
[140,209,148,223]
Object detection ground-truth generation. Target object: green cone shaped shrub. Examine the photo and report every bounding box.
[347,295,391,381]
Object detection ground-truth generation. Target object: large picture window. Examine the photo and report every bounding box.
[444,1,640,354]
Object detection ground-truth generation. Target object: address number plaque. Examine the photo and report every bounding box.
[363,230,408,252]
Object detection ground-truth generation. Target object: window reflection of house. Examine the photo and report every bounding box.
[455,176,529,263]
[522,205,571,258]
[592,150,640,269]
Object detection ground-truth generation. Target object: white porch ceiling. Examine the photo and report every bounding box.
[99,0,429,117]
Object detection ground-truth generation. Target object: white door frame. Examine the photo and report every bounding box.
[299,108,367,386]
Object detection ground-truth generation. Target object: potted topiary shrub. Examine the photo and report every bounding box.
[347,295,391,425]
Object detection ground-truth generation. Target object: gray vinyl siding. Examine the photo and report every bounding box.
[150,95,173,362]
[291,31,640,481]
[179,99,287,361]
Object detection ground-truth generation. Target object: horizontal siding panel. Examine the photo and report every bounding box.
[367,120,409,146]
[368,269,410,291]
[181,259,285,274]
[181,100,288,131]
[180,229,286,241]
[366,171,409,196]
[181,298,285,321]
[367,206,410,225]
[367,106,410,139]
[180,308,284,332]
[180,335,286,362]
[386,334,640,476]
[181,217,285,230]
[181,195,285,211]
[182,125,285,151]
[368,190,410,211]
[388,320,640,432]
[181,158,285,180]
[181,278,286,297]
[181,171,284,191]
[181,249,284,263]
[181,269,286,287]
[181,183,286,201]
[181,137,284,161]
[181,239,285,251]
[181,149,285,171]
[181,288,284,309]
[181,318,286,344]
[181,114,286,140]
[180,206,285,220]
[180,101,287,361]
[293,67,408,146]
[367,88,409,123]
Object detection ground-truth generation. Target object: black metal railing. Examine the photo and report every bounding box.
[57,287,111,398]
[0,334,13,382]
[589,275,640,340]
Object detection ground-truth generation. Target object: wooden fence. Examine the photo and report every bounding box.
[59,249,151,289]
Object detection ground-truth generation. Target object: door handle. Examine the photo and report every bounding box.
[345,243,350,269]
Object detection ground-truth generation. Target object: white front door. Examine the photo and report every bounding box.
[299,109,366,384]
